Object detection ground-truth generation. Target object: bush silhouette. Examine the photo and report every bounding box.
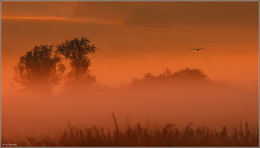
[131,68,208,86]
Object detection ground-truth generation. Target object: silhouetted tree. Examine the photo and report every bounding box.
[14,45,65,92]
[57,37,97,83]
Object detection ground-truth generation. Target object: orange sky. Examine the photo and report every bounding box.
[1,1,259,89]
[1,2,259,141]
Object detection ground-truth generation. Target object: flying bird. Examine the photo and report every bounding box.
[190,48,205,51]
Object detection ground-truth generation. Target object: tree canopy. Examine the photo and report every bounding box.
[14,45,65,92]
[57,37,97,83]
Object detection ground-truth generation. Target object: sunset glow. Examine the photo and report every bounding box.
[1,1,259,147]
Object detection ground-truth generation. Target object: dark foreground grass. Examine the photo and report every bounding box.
[2,121,258,147]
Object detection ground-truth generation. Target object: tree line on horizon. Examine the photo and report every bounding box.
[14,37,97,92]
[130,68,209,86]
[14,37,210,93]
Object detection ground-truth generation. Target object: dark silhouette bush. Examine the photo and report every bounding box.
[130,68,209,87]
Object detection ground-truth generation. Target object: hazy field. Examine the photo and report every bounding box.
[2,69,258,146]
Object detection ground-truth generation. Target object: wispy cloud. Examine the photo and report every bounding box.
[2,16,70,21]
[74,17,123,25]
[2,16,123,25]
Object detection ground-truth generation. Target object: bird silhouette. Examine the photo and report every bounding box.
[190,48,205,51]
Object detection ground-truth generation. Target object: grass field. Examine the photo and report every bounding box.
[2,120,258,147]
